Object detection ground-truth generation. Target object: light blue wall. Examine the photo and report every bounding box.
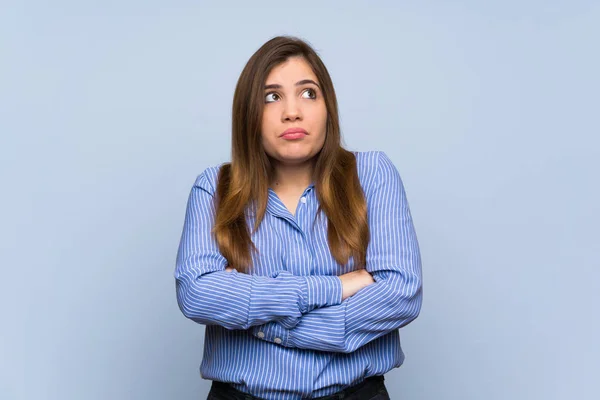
[1,1,598,399]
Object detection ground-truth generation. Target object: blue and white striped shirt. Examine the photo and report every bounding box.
[175,150,422,400]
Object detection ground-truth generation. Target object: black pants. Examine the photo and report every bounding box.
[207,375,390,400]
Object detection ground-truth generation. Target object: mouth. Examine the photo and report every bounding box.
[280,128,308,139]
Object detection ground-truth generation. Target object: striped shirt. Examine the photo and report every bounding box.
[175,150,423,400]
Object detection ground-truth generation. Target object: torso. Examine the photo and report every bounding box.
[194,151,406,399]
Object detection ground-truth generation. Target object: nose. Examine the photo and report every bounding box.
[282,98,302,122]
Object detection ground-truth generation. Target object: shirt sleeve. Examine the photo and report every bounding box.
[175,171,343,331]
[249,151,423,352]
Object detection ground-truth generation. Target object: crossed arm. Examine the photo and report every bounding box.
[175,152,422,350]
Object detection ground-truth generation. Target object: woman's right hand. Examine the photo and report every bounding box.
[339,269,375,300]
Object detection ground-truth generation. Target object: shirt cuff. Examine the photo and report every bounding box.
[252,323,290,346]
[300,275,343,313]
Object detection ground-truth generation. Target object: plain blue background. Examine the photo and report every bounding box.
[1,1,598,399]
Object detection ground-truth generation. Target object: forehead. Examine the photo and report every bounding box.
[265,56,318,85]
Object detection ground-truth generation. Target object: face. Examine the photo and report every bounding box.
[261,56,327,167]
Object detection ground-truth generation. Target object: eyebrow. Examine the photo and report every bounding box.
[264,79,321,90]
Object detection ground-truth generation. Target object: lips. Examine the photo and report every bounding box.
[280,128,308,139]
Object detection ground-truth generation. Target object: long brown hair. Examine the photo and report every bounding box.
[213,35,369,272]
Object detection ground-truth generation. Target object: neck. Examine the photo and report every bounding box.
[270,159,315,191]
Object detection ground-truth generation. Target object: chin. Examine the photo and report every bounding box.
[274,151,316,165]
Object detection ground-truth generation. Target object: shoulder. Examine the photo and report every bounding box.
[192,162,229,196]
[351,150,402,195]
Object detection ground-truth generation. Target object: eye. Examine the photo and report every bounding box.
[302,88,317,99]
[265,92,280,103]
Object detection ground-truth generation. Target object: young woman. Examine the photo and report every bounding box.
[175,36,423,400]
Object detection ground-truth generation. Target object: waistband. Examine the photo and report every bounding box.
[210,375,385,400]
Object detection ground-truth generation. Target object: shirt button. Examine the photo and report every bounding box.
[257,331,265,338]
[300,197,307,204]
[274,337,282,344]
